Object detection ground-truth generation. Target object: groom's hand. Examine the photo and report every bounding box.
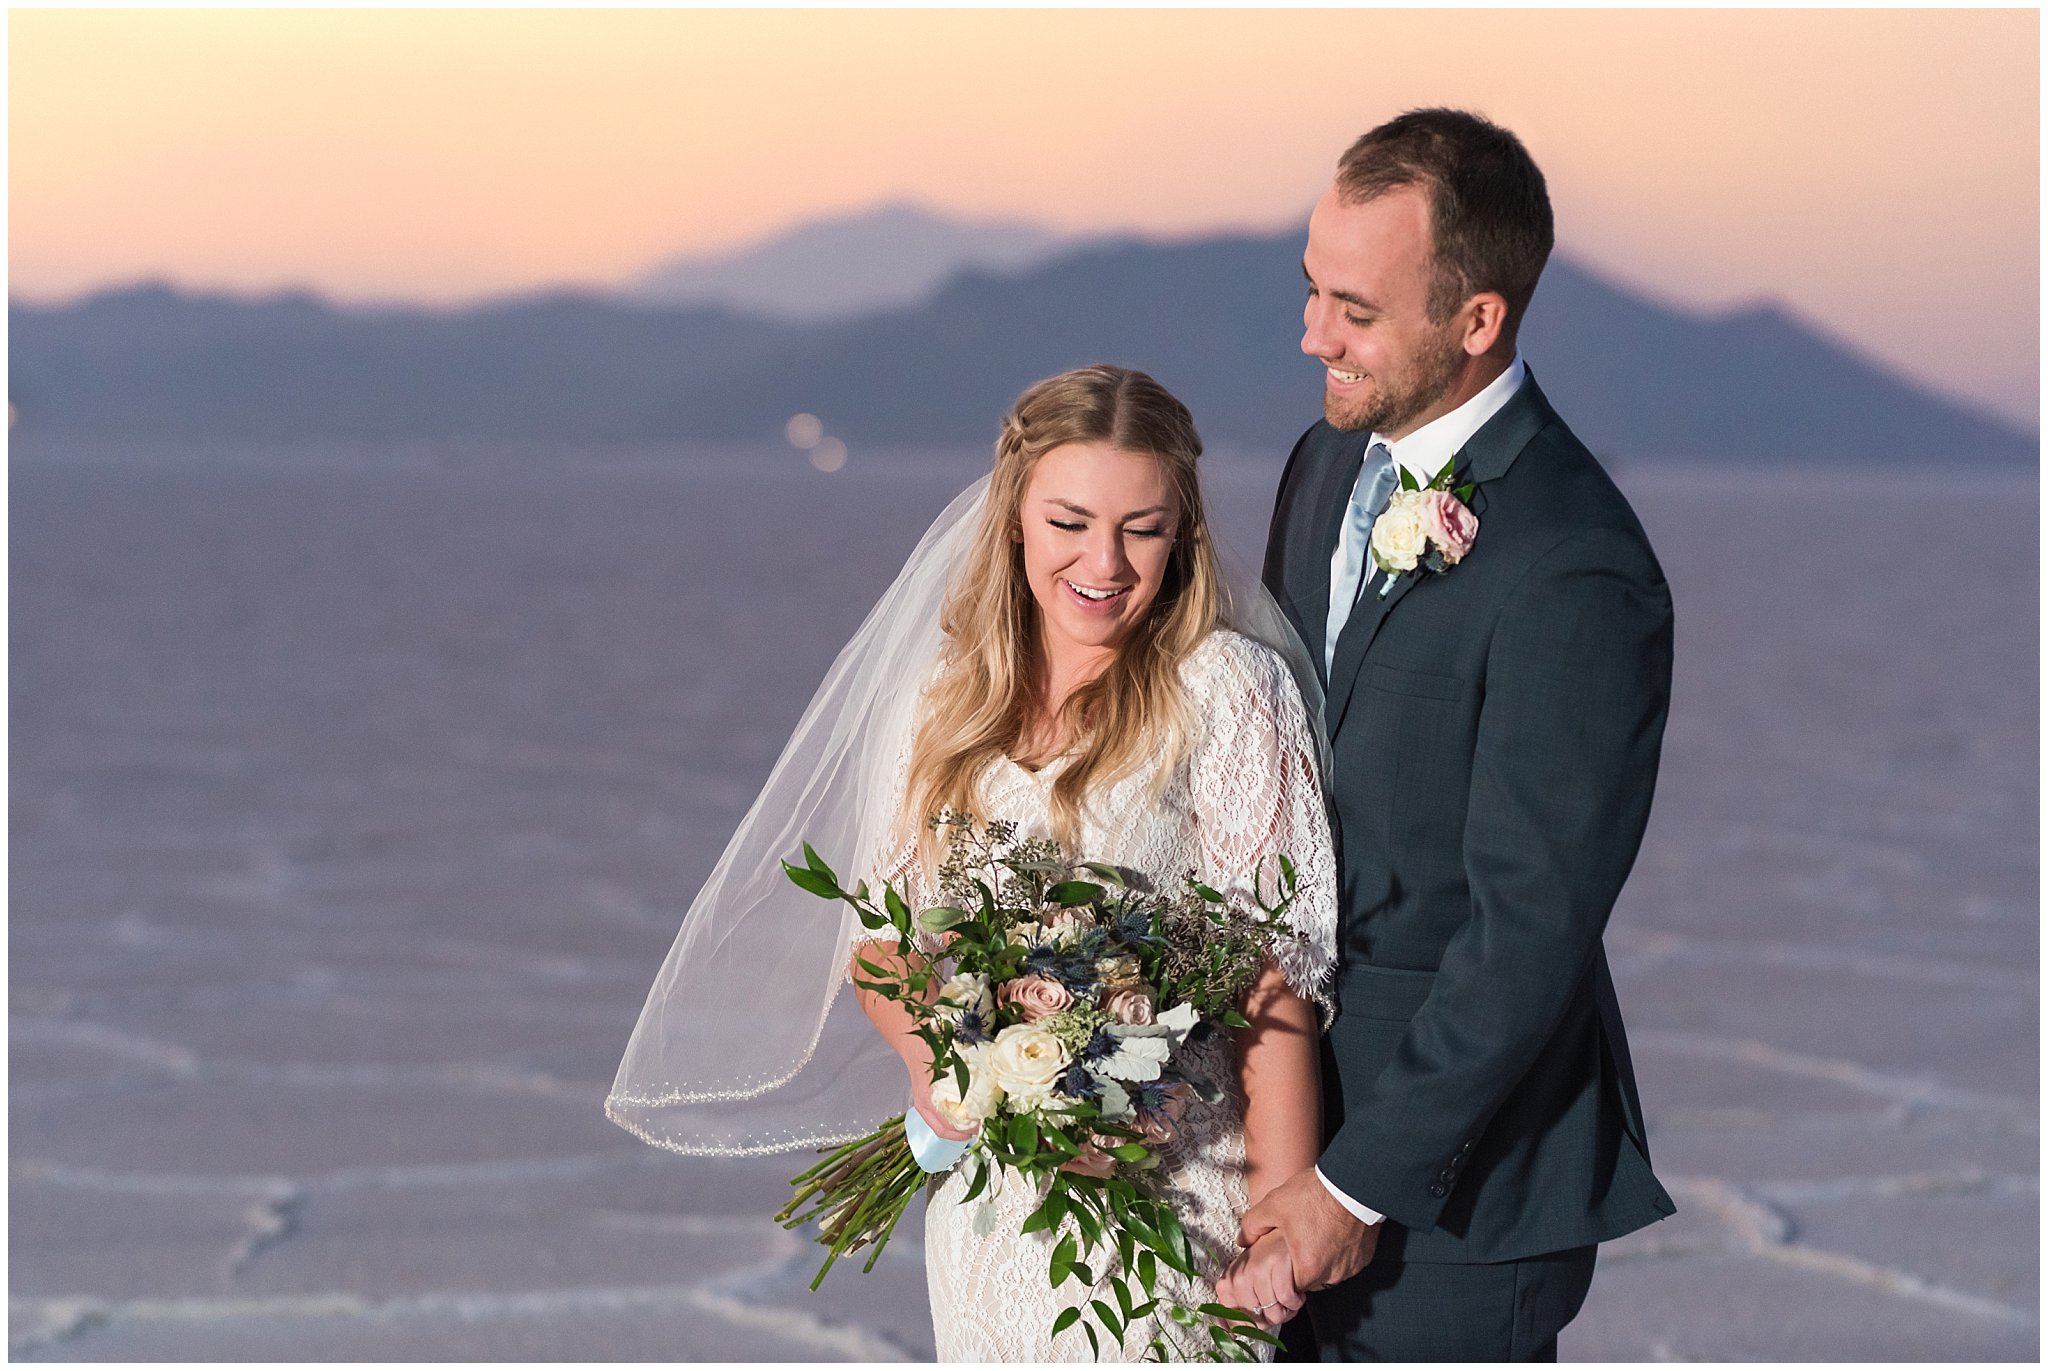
[1237,1169,1381,1292]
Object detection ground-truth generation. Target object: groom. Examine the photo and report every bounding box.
[1228,109,1677,1360]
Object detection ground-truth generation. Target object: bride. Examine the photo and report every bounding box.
[608,365,1337,1360]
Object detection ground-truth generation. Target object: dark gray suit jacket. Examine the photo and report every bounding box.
[1263,373,1677,1265]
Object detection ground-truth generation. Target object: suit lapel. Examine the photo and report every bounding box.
[1321,371,1557,739]
[1324,556,1427,737]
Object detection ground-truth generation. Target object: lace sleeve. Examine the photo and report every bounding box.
[1186,633,1340,1012]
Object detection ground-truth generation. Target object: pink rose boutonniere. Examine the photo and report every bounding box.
[1370,457,1480,596]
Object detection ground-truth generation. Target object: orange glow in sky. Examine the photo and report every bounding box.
[9,8,2038,424]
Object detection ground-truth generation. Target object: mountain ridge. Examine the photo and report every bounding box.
[10,227,2034,464]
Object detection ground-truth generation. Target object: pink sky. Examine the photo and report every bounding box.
[9,8,2038,425]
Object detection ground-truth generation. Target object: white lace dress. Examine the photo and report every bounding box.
[877,630,1339,1362]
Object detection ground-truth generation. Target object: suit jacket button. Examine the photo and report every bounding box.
[1429,1182,1447,1198]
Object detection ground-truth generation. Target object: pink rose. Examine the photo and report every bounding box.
[1060,1144,1118,1179]
[1418,491,1479,564]
[1101,984,1156,1026]
[999,974,1073,1022]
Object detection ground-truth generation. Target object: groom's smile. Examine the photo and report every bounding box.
[1301,185,1485,440]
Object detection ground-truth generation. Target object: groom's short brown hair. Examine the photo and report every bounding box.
[1337,108,1554,332]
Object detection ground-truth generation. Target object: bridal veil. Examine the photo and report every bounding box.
[606,474,1326,1156]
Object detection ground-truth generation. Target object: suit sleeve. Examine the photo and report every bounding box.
[1317,527,1674,1231]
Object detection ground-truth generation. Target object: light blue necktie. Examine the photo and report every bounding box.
[1325,442,1398,675]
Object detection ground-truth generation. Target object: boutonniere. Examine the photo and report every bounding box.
[1371,457,1479,597]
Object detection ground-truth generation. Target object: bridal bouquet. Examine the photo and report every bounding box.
[776,813,1305,1361]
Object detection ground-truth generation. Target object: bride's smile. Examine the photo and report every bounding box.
[1017,439,1179,672]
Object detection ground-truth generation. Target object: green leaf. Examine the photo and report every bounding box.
[1083,1323,1101,1359]
[1044,880,1104,907]
[1051,1306,1082,1337]
[1078,861,1129,886]
[961,1156,989,1203]
[1021,1187,1067,1236]
[1221,1009,1251,1030]
[855,905,889,930]
[1398,465,1421,492]
[917,905,969,933]
[782,860,840,899]
[1197,1303,1244,1320]
[884,885,911,926]
[1009,1112,1039,1155]
[1092,1299,1124,1344]
[1070,1261,1095,1286]
[1112,1275,1134,1320]
[1049,1231,1078,1286]
[1430,455,1456,488]
[1158,1205,1197,1277]
[1071,1194,1102,1249]
[1108,1143,1150,1163]
[801,842,838,885]
[1190,881,1225,904]
[1136,1249,1157,1295]
[1455,482,1476,504]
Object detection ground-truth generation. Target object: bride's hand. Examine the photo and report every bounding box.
[907,1068,978,1142]
[1215,1229,1304,1332]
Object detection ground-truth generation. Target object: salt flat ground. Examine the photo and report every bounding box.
[10,440,2037,1361]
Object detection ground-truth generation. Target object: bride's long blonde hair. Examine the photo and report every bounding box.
[901,365,1223,866]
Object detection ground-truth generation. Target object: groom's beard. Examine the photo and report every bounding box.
[1323,327,1468,436]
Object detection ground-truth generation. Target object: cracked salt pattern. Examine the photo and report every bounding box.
[10,441,2036,1360]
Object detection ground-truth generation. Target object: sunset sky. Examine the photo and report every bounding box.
[9,8,2039,426]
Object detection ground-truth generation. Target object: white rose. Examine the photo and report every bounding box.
[934,972,994,1026]
[987,1023,1071,1110]
[928,1042,1002,1127]
[1370,492,1430,573]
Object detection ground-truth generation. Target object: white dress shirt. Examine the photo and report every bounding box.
[1315,355,1527,1230]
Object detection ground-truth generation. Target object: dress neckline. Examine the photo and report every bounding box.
[998,751,1070,779]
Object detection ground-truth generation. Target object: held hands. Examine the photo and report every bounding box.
[1214,1230,1304,1332]
[1235,1168,1381,1295]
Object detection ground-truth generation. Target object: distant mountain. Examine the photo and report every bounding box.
[632,202,1077,321]
[10,230,2036,465]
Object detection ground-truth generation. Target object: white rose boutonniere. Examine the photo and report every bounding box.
[1371,457,1480,596]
